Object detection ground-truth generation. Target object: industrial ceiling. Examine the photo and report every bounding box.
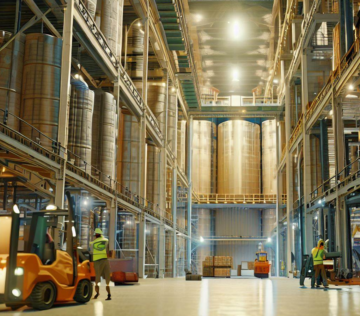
[188,0,273,97]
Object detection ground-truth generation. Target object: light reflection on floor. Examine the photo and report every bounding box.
[2,278,360,315]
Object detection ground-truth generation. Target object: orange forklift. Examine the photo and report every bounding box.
[0,191,92,310]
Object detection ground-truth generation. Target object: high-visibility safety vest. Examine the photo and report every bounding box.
[91,236,108,261]
[312,239,325,266]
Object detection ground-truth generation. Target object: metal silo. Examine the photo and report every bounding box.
[135,81,167,135]
[100,0,119,54]
[192,120,216,193]
[92,90,117,183]
[0,31,25,131]
[21,34,62,149]
[147,145,161,208]
[167,89,177,153]
[121,114,140,194]
[177,120,186,172]
[262,119,276,194]
[218,120,260,194]
[85,0,97,19]
[68,80,94,171]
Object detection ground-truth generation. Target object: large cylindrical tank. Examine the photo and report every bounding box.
[0,31,25,131]
[121,114,140,194]
[135,81,167,135]
[192,120,216,193]
[21,34,62,149]
[117,0,124,59]
[218,120,260,194]
[147,145,161,207]
[177,120,186,172]
[167,89,177,153]
[68,80,94,171]
[92,90,116,182]
[262,119,276,194]
[85,0,97,19]
[100,0,118,54]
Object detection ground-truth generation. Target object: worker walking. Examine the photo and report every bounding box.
[311,239,329,289]
[90,228,112,300]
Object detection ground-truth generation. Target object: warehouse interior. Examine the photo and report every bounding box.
[2,0,360,314]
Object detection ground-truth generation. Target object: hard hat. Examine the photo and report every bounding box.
[94,228,103,235]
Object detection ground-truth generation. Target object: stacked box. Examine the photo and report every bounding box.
[202,266,214,277]
[214,268,231,277]
[204,256,214,267]
[214,256,232,268]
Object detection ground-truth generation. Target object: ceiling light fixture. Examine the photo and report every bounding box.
[233,21,241,39]
[232,69,240,82]
[349,84,354,90]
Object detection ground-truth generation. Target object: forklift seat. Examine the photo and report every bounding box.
[43,241,56,265]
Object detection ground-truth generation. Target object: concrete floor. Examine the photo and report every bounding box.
[2,277,360,315]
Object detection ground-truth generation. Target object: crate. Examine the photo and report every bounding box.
[214,268,231,277]
[203,267,214,277]
[214,256,232,268]
[204,256,214,267]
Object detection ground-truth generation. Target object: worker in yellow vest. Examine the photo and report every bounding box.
[90,228,111,300]
[311,239,329,288]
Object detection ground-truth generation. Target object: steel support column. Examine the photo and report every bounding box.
[285,82,293,277]
[340,0,354,54]
[158,223,165,278]
[139,0,149,198]
[275,117,280,277]
[186,116,193,270]
[138,219,146,278]
[332,94,348,268]
[55,0,74,209]
[301,50,313,254]
[172,167,177,277]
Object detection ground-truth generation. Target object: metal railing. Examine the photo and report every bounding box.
[306,37,360,123]
[310,157,360,202]
[75,0,119,68]
[76,0,163,142]
[194,193,287,205]
[0,111,176,229]
[289,114,303,150]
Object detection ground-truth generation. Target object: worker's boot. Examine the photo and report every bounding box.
[105,286,111,301]
[94,285,100,299]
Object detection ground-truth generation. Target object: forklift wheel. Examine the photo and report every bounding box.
[74,279,93,303]
[30,282,57,310]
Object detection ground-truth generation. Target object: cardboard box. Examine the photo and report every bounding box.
[203,267,214,277]
[214,268,231,277]
[248,262,255,270]
[214,256,232,267]
[204,256,214,267]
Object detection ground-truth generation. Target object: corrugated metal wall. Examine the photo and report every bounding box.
[262,209,276,238]
[214,208,261,267]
